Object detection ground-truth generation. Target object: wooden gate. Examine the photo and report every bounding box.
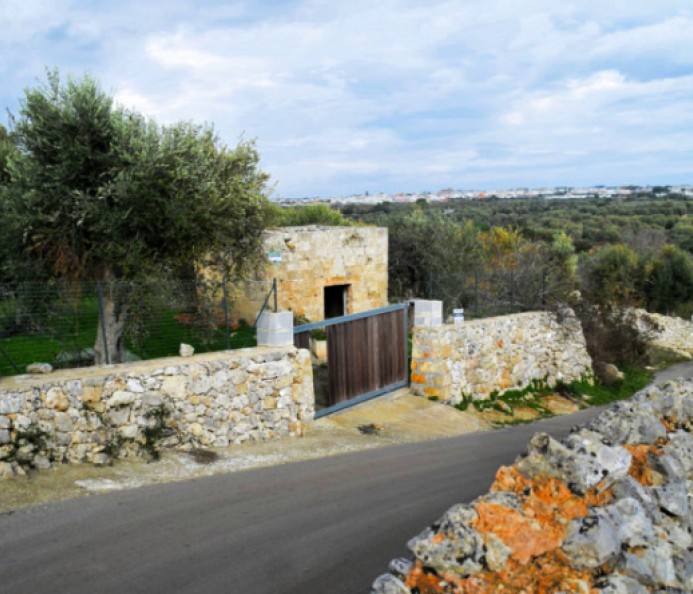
[293,304,410,418]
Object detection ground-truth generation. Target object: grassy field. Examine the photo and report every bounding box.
[0,296,256,376]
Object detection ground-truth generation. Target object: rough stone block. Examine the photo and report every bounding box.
[413,300,443,327]
[257,311,294,347]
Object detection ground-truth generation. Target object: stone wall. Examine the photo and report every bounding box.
[0,347,314,477]
[411,311,592,404]
[373,378,693,593]
[628,308,693,364]
[227,226,388,323]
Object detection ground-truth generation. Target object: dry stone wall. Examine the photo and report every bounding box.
[373,377,693,593]
[411,311,592,403]
[0,347,313,477]
[628,308,693,364]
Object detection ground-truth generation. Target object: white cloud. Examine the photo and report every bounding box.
[2,0,693,194]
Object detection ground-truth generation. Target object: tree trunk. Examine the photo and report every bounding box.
[94,269,127,365]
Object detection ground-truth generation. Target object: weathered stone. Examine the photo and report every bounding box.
[179,343,194,357]
[595,574,649,594]
[26,363,53,374]
[654,482,689,517]
[371,574,410,594]
[119,425,138,439]
[0,461,14,479]
[110,390,135,407]
[33,455,51,470]
[600,363,625,385]
[91,453,110,465]
[161,376,186,400]
[0,393,24,415]
[45,387,69,411]
[53,412,73,433]
[126,379,145,393]
[107,408,130,426]
[81,385,102,407]
[375,378,693,593]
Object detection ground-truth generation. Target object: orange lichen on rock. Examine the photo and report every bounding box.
[624,443,665,486]
[405,551,599,593]
[404,561,451,593]
[473,501,563,564]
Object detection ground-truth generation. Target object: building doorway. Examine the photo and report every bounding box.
[324,284,349,319]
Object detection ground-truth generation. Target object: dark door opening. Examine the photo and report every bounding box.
[324,284,349,319]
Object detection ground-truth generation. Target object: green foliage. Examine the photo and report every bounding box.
[568,366,651,406]
[670,221,693,253]
[642,245,693,318]
[579,244,641,306]
[386,209,482,299]
[6,71,271,282]
[0,124,15,185]
[272,203,350,227]
[310,328,327,341]
[550,232,578,280]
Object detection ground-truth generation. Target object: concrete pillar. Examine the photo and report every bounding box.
[412,299,443,327]
[256,311,294,347]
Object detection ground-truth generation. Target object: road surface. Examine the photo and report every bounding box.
[0,362,690,594]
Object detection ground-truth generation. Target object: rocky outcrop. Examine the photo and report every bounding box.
[628,309,693,365]
[373,378,693,593]
[411,311,592,403]
[0,346,314,476]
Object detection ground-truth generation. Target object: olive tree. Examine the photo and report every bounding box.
[5,71,272,363]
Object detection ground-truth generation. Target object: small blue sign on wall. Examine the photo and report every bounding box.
[268,251,282,263]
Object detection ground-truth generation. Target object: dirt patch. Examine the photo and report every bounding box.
[319,389,489,440]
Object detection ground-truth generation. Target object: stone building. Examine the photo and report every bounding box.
[229,226,388,324]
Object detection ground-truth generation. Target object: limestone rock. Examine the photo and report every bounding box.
[595,574,648,594]
[179,343,195,357]
[371,574,409,594]
[45,387,69,411]
[26,363,53,374]
[374,378,693,593]
[0,461,14,479]
[600,363,625,386]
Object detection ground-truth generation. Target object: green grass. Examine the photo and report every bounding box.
[566,366,652,406]
[0,299,256,376]
[453,366,652,419]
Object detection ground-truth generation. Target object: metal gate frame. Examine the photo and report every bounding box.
[294,303,410,419]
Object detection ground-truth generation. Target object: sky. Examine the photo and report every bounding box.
[1,1,692,198]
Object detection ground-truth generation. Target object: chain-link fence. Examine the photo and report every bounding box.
[0,278,276,377]
[392,268,574,320]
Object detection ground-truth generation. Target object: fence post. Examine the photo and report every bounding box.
[222,277,231,350]
[96,282,110,365]
[273,278,278,313]
[427,271,433,299]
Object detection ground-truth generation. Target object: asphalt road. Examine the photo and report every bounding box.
[1,362,691,594]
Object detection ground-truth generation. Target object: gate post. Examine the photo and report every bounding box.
[412,299,443,328]
[257,311,294,347]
